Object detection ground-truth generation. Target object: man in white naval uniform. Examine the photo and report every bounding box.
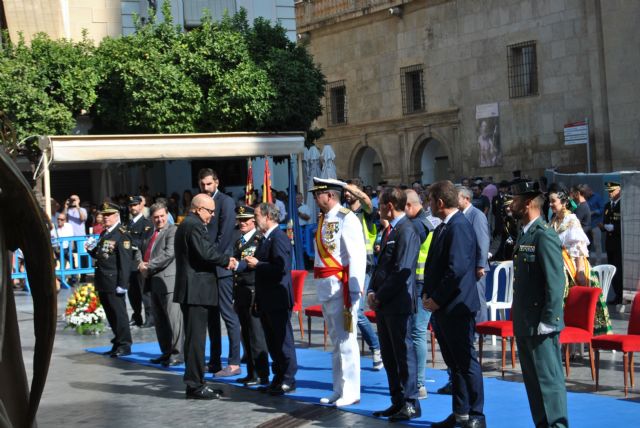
[310,177,367,407]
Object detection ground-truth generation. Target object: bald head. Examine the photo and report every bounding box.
[191,193,214,210]
[404,189,423,219]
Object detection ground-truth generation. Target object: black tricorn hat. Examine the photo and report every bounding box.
[511,181,542,197]
[235,205,255,219]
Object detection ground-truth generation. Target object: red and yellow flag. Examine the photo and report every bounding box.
[262,158,273,203]
[245,159,255,205]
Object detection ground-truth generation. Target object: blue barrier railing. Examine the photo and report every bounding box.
[11,235,99,293]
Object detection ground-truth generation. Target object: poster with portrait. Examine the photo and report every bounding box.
[475,103,502,167]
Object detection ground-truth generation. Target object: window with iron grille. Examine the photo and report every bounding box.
[401,65,425,115]
[327,81,347,126]
[507,41,538,98]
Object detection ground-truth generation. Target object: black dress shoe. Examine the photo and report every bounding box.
[464,416,486,428]
[150,355,169,364]
[236,375,256,384]
[110,347,132,358]
[388,403,420,422]
[186,386,221,400]
[437,381,453,395]
[372,404,401,418]
[432,413,461,428]
[102,348,116,355]
[207,364,222,374]
[257,384,274,393]
[269,382,296,395]
[161,358,183,367]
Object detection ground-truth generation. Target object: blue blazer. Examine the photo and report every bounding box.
[206,190,236,278]
[238,227,293,311]
[368,216,420,315]
[423,211,479,314]
[463,205,490,270]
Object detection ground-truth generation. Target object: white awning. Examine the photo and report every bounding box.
[41,132,305,163]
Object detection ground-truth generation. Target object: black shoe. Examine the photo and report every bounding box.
[464,416,486,428]
[388,403,420,422]
[102,347,116,356]
[269,382,296,395]
[161,358,183,367]
[372,404,402,418]
[207,364,222,374]
[432,414,462,428]
[236,375,255,383]
[150,355,169,364]
[257,384,274,393]
[110,347,132,358]
[242,377,269,386]
[437,381,453,395]
[186,386,221,400]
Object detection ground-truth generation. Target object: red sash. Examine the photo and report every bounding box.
[314,214,352,308]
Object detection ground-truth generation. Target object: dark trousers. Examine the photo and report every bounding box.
[181,304,211,390]
[516,334,568,428]
[606,239,623,304]
[99,291,132,350]
[128,270,153,325]
[234,286,269,379]
[433,310,484,417]
[208,275,241,367]
[151,289,184,359]
[260,309,297,385]
[377,312,420,409]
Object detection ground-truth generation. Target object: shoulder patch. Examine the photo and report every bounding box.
[338,206,351,215]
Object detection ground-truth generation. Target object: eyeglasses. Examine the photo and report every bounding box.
[198,206,215,215]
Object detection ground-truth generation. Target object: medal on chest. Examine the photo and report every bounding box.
[323,221,340,253]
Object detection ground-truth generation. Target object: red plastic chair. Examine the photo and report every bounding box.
[303,305,328,349]
[476,309,515,377]
[560,286,601,380]
[291,270,308,340]
[428,322,438,368]
[364,310,376,323]
[592,292,640,396]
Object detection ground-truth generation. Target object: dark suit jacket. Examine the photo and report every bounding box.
[238,226,293,311]
[368,215,420,315]
[127,215,153,270]
[206,190,236,279]
[173,213,230,306]
[137,223,177,294]
[463,205,490,270]
[422,211,479,315]
[89,223,132,292]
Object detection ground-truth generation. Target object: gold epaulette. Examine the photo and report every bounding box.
[338,206,351,215]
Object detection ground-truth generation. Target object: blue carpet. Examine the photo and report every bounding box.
[87,339,639,426]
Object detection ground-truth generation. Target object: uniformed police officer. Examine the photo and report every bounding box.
[232,205,270,386]
[311,177,367,407]
[125,196,154,328]
[510,181,568,428]
[599,181,623,311]
[87,202,134,357]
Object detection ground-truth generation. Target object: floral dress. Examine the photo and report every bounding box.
[551,211,612,335]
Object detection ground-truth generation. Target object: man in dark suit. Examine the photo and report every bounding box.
[198,168,242,376]
[237,202,297,396]
[367,187,421,422]
[423,180,485,428]
[126,195,154,328]
[173,194,236,400]
[137,202,182,367]
[87,203,133,358]
[232,205,269,386]
[510,181,568,428]
[599,181,623,311]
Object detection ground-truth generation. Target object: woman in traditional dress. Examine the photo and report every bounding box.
[549,189,612,335]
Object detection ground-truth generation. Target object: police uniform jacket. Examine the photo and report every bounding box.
[89,223,133,293]
[173,213,230,306]
[603,198,621,248]
[127,214,153,269]
[512,216,565,336]
[234,228,262,288]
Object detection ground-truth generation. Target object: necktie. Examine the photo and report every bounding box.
[143,229,159,262]
[240,235,247,245]
[382,225,392,246]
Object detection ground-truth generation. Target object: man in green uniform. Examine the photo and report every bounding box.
[510,181,568,428]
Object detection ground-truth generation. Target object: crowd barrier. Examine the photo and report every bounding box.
[11,235,98,293]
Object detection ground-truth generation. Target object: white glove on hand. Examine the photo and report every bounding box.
[604,224,614,232]
[537,322,555,335]
[116,286,127,295]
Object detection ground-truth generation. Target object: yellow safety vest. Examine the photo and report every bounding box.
[361,214,377,256]
[415,231,434,281]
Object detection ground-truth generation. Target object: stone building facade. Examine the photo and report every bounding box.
[296,0,640,185]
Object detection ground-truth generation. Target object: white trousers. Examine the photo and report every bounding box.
[322,295,361,400]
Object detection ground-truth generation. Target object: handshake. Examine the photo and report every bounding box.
[225,256,259,271]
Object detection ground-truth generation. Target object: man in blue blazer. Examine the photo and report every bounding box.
[368,188,421,422]
[423,181,486,428]
[238,202,298,395]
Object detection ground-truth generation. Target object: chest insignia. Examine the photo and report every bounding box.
[519,245,535,253]
[323,221,340,252]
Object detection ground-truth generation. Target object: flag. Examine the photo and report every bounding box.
[245,159,255,205]
[262,158,273,203]
[287,157,305,270]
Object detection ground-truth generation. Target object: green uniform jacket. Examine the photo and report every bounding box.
[512,217,565,336]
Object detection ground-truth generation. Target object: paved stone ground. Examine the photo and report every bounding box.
[14,277,639,427]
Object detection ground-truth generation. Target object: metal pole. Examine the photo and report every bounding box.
[586,117,592,173]
[42,138,52,219]
[297,152,304,194]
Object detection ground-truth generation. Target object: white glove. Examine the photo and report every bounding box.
[116,286,127,295]
[604,224,614,232]
[537,322,555,335]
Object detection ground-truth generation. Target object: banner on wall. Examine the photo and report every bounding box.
[475,103,502,167]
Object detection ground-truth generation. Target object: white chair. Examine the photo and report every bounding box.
[591,264,617,303]
[486,261,514,346]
